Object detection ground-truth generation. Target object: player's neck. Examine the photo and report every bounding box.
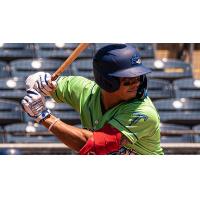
[101,90,123,111]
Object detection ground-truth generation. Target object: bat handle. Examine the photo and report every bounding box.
[51,74,58,81]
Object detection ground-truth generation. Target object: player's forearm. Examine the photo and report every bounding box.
[41,115,93,152]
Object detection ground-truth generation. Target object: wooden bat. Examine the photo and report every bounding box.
[51,43,89,81]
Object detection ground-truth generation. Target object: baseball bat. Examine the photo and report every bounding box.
[51,43,89,81]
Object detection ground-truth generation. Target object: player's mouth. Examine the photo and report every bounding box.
[127,88,137,93]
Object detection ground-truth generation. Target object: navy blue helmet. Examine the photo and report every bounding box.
[93,43,151,98]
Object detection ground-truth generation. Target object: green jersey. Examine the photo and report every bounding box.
[52,76,164,155]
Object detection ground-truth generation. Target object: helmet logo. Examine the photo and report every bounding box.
[131,55,141,65]
[136,59,142,64]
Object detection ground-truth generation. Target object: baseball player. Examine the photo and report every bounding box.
[22,44,164,155]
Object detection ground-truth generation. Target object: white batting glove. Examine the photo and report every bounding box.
[21,89,51,123]
[25,72,57,96]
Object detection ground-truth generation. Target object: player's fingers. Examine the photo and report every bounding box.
[21,99,34,117]
[38,73,54,96]
[36,78,50,96]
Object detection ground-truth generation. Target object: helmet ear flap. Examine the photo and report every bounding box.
[93,68,120,92]
[136,75,147,99]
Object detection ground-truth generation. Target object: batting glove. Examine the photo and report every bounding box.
[25,72,57,96]
[21,89,51,123]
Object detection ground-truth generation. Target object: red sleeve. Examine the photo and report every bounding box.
[79,124,122,155]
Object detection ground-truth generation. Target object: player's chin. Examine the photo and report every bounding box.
[124,91,137,100]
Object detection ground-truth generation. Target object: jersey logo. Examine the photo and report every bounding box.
[129,112,148,126]
[110,147,136,155]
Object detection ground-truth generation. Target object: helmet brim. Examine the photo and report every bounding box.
[108,64,152,77]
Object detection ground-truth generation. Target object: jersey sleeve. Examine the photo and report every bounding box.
[108,104,160,148]
[51,76,94,112]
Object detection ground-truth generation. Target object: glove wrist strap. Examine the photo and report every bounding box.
[35,109,51,123]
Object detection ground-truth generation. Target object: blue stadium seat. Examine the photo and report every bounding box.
[143,59,193,81]
[24,99,81,125]
[0,99,23,125]
[173,78,200,99]
[192,125,200,143]
[4,122,60,143]
[0,78,26,102]
[49,102,81,125]
[193,124,200,131]
[160,123,193,143]
[154,98,200,125]
[0,43,31,49]
[10,58,70,79]
[36,43,79,50]
[5,134,60,143]
[148,79,172,100]
[36,43,95,59]
[95,43,112,52]
[71,58,94,79]
[4,122,48,135]
[0,50,34,61]
[0,126,5,143]
[0,148,22,155]
[0,61,10,78]
[0,43,34,61]
[128,43,155,58]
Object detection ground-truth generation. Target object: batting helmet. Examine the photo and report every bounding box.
[93,44,151,98]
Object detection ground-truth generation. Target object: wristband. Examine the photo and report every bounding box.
[48,118,60,132]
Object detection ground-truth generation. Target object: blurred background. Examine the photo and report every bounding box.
[0,43,199,155]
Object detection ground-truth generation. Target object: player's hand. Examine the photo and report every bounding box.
[25,72,57,96]
[21,89,51,123]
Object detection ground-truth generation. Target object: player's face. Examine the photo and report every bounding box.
[116,76,140,100]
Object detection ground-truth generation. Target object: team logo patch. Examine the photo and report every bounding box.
[128,112,148,126]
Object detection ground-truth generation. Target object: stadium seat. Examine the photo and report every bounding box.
[35,43,95,59]
[4,122,60,143]
[95,43,112,52]
[161,143,200,154]
[143,59,193,81]
[4,122,49,135]
[37,43,95,50]
[0,43,34,61]
[193,124,200,131]
[0,148,22,155]
[24,99,81,125]
[160,123,194,143]
[0,143,74,155]
[154,98,200,126]
[5,135,60,144]
[128,43,155,58]
[49,102,81,125]
[0,43,31,49]
[192,125,200,143]
[36,43,79,50]
[0,126,5,143]
[0,61,10,78]
[0,49,34,61]
[148,79,172,100]
[71,58,94,79]
[0,99,23,125]
[173,78,200,99]
[0,77,26,102]
[10,58,71,79]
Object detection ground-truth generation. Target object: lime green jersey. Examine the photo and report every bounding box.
[52,76,164,155]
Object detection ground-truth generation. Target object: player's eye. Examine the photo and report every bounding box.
[121,77,140,86]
